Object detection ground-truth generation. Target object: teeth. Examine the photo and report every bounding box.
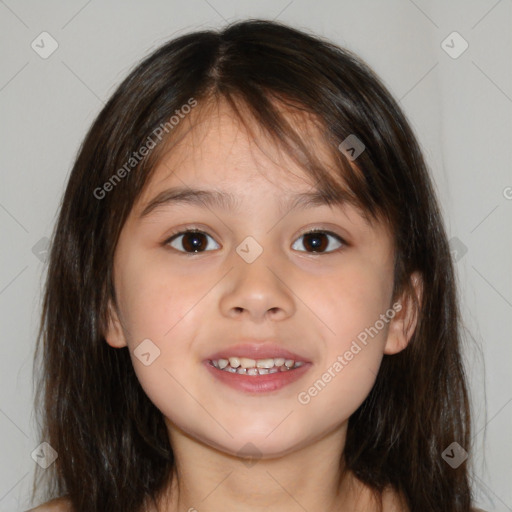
[240,357,256,369]
[211,356,306,375]
[228,357,240,368]
[256,358,275,369]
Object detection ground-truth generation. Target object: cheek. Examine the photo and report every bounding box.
[117,251,207,344]
[297,306,387,425]
[313,258,393,348]
[297,261,392,412]
[115,253,218,415]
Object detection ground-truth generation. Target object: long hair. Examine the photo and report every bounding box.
[31,19,473,511]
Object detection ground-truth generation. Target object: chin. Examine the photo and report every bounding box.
[200,422,314,460]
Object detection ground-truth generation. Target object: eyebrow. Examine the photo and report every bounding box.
[138,186,348,219]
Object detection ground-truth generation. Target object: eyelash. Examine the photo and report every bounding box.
[162,226,347,256]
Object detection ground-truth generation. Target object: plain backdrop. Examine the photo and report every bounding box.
[0,1,511,510]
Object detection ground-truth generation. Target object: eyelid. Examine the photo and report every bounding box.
[297,226,348,243]
[164,224,219,242]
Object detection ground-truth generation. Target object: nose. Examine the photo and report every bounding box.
[219,250,296,322]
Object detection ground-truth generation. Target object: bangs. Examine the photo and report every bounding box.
[145,88,388,231]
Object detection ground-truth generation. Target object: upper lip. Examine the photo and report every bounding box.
[207,341,311,363]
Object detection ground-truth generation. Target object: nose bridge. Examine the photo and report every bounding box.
[220,236,295,320]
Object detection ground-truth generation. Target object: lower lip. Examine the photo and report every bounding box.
[204,360,312,393]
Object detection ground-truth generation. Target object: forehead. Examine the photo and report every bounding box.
[135,98,347,212]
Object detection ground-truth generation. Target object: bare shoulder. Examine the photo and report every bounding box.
[26,497,72,512]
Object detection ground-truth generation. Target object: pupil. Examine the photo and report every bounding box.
[184,233,205,252]
[305,233,327,252]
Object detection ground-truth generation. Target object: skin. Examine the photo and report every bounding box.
[103,99,421,512]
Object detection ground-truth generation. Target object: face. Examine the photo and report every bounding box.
[104,100,418,459]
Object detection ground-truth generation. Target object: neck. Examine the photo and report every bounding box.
[153,421,378,512]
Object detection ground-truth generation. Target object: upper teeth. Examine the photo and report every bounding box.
[211,357,304,372]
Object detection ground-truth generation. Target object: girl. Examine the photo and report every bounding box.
[29,19,480,512]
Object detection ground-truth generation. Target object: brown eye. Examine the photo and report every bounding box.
[167,230,220,253]
[292,230,344,254]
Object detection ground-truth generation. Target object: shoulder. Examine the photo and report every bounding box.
[26,497,72,512]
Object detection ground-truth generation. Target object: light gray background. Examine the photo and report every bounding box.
[0,1,511,510]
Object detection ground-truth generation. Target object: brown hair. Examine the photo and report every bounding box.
[31,19,473,511]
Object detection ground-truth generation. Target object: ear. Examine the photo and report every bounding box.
[103,298,128,348]
[384,271,423,355]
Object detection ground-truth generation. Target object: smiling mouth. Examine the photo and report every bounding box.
[209,356,305,375]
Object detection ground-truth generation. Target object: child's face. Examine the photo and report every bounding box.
[105,100,415,459]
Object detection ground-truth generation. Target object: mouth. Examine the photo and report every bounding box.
[209,356,305,375]
[204,342,312,393]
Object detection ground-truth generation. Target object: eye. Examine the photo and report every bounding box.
[291,229,345,254]
[164,228,345,255]
[165,229,220,253]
